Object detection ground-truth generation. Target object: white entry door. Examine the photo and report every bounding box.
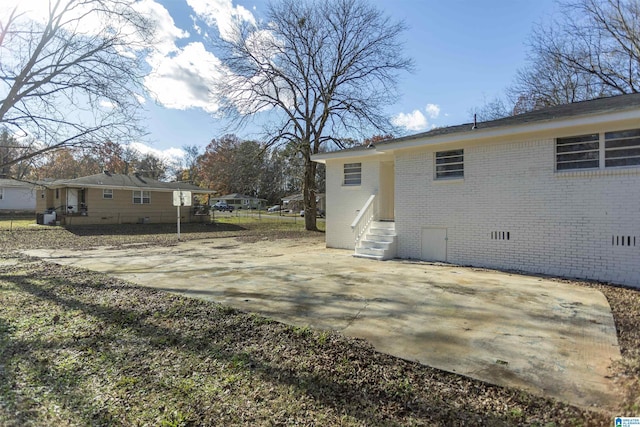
[67,189,78,213]
[421,228,447,262]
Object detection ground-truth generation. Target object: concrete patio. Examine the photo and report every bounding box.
[24,236,622,410]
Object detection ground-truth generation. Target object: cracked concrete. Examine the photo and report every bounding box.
[23,236,622,410]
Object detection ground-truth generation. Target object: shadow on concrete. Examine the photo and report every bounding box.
[0,263,550,426]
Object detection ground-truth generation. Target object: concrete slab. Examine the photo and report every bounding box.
[23,236,622,410]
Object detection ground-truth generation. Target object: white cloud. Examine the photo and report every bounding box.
[393,103,443,132]
[190,14,202,35]
[144,42,225,113]
[392,110,428,131]
[425,103,440,119]
[134,0,190,55]
[99,100,116,109]
[128,142,185,166]
[2,0,187,56]
[186,0,256,41]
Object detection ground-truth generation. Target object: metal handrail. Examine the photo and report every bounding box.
[351,194,377,246]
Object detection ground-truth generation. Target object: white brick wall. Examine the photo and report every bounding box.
[395,137,640,288]
[325,158,380,249]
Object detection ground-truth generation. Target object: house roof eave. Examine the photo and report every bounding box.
[376,109,640,154]
[314,93,640,161]
[42,182,216,194]
[311,148,389,163]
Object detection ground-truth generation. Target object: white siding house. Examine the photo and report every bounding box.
[313,93,640,288]
[0,179,37,212]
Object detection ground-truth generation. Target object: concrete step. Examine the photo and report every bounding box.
[353,252,385,261]
[354,246,386,258]
[364,233,396,243]
[354,220,396,260]
[368,227,397,237]
[359,239,393,250]
[371,220,395,229]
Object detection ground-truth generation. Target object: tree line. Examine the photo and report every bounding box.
[1,128,326,206]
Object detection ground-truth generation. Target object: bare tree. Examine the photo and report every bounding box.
[468,96,511,122]
[510,0,640,111]
[214,0,412,230]
[135,153,167,181]
[179,145,201,184]
[0,0,154,171]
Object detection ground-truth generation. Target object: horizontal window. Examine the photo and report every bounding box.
[605,129,640,168]
[557,129,640,171]
[343,162,361,185]
[556,134,599,170]
[435,149,464,179]
[133,190,150,204]
[103,189,113,199]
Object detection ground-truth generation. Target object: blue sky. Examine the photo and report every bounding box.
[138,0,558,161]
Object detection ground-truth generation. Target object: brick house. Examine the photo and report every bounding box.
[36,172,215,225]
[312,93,640,288]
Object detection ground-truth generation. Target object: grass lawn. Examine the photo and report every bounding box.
[0,217,36,231]
[0,220,638,426]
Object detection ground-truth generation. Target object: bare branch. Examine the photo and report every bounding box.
[0,0,155,169]
[510,0,640,112]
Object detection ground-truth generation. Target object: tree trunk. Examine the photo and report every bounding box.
[302,150,317,231]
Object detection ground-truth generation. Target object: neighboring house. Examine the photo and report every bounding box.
[282,193,326,212]
[312,93,640,288]
[36,172,215,225]
[213,193,267,210]
[0,178,37,213]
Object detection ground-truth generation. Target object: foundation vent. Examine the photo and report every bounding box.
[612,235,637,247]
[491,231,510,241]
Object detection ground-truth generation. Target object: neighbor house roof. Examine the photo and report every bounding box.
[39,172,215,193]
[313,92,640,162]
[216,193,266,201]
[0,178,37,189]
[282,193,325,202]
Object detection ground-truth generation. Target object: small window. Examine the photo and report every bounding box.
[55,188,59,199]
[0,188,3,200]
[605,128,640,168]
[103,189,113,199]
[435,149,464,179]
[556,134,599,170]
[133,190,150,204]
[343,162,362,186]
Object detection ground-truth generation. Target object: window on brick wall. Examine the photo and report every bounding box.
[605,129,640,167]
[556,128,640,171]
[556,133,599,170]
[133,190,150,204]
[343,163,361,185]
[435,149,464,179]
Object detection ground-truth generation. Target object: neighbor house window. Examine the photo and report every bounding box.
[133,190,150,204]
[103,189,113,199]
[556,133,600,170]
[435,149,464,179]
[605,128,640,167]
[0,188,3,199]
[343,163,362,185]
